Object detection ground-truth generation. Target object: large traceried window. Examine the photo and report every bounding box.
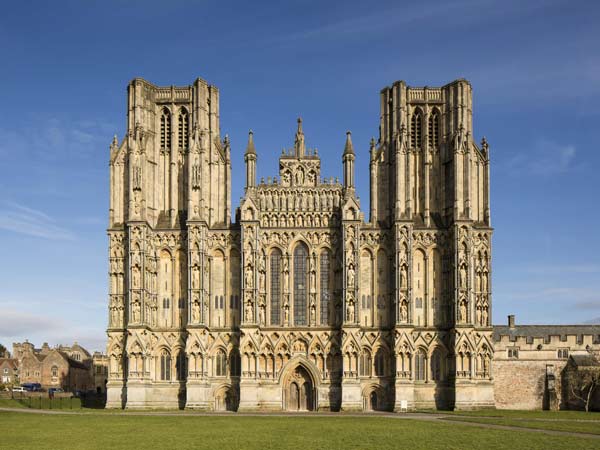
[410,110,422,148]
[178,108,189,149]
[293,244,308,326]
[270,249,282,325]
[160,350,171,381]
[160,108,171,150]
[428,109,439,148]
[320,250,331,325]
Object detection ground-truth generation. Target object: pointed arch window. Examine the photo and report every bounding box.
[293,244,308,326]
[414,349,426,381]
[410,111,422,148]
[230,349,241,377]
[320,250,331,325]
[178,108,189,149]
[428,110,439,148]
[160,350,171,381]
[160,108,171,150]
[431,349,443,381]
[359,350,372,376]
[215,350,227,376]
[375,349,386,377]
[176,351,186,381]
[270,249,282,325]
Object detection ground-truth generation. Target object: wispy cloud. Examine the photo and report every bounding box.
[0,200,76,240]
[0,310,64,337]
[502,140,578,176]
[0,307,107,352]
[0,117,116,161]
[524,265,600,275]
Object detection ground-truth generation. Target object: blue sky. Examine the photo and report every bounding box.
[0,0,599,352]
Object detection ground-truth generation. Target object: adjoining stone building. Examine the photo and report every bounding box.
[493,315,600,411]
[92,352,109,394]
[106,77,494,410]
[12,341,93,392]
[0,358,18,384]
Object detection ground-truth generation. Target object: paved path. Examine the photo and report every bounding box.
[1,407,599,440]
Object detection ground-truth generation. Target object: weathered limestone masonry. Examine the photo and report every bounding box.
[493,315,600,410]
[106,77,494,410]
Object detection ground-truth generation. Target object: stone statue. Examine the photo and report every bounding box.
[245,264,253,289]
[347,300,355,322]
[192,300,200,323]
[400,265,407,289]
[245,301,254,322]
[482,272,488,293]
[347,264,355,289]
[459,265,467,289]
[400,301,408,322]
[459,300,467,323]
[132,300,141,323]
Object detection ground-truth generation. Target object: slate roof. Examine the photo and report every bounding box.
[569,354,600,367]
[493,325,600,344]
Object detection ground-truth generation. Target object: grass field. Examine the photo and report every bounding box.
[1,411,599,450]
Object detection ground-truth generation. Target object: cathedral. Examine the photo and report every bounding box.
[106,77,494,411]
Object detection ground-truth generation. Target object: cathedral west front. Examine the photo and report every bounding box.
[106,77,494,411]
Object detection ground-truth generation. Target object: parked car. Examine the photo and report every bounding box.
[12,386,27,393]
[21,383,42,392]
[48,388,64,395]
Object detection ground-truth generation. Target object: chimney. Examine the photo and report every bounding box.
[508,314,515,329]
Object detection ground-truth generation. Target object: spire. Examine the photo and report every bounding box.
[294,117,305,157]
[244,130,257,189]
[245,130,256,155]
[342,131,355,190]
[343,131,354,156]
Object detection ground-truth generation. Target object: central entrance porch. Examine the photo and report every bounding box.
[283,365,316,411]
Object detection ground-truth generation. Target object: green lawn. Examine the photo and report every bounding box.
[0,397,82,410]
[445,416,600,435]
[1,412,599,450]
[445,409,600,421]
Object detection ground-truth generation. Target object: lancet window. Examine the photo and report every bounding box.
[293,244,308,326]
[270,249,282,325]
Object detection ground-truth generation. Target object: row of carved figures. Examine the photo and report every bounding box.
[256,188,341,211]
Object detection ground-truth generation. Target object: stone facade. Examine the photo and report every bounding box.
[493,315,600,410]
[92,352,109,393]
[106,77,494,410]
[0,358,18,384]
[12,341,93,392]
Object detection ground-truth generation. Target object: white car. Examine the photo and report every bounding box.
[12,387,27,393]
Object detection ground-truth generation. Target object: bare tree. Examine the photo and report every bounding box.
[569,370,600,412]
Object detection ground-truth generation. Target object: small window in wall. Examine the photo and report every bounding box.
[558,349,569,359]
[415,297,423,308]
[507,348,519,359]
[51,366,58,377]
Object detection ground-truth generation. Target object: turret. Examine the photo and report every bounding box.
[244,130,257,189]
[342,131,355,191]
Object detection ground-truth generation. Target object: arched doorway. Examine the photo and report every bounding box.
[214,386,238,412]
[370,391,378,411]
[285,365,315,411]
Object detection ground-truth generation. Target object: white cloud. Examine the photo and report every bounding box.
[503,140,578,176]
[0,200,76,240]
